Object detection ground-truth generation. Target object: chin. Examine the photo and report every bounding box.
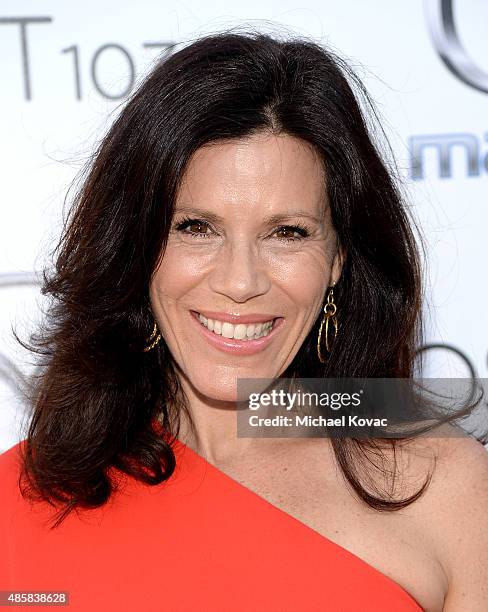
[189,366,282,406]
[197,382,240,404]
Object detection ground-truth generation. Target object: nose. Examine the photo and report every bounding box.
[208,239,271,303]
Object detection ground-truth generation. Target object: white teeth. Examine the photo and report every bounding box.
[196,313,275,340]
[234,324,247,340]
[222,322,234,338]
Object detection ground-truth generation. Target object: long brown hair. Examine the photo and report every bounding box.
[17,30,484,528]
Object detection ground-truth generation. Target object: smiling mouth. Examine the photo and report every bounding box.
[194,312,278,341]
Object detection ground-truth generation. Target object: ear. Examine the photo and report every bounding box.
[331,241,346,286]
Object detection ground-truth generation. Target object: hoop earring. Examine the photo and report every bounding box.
[143,321,162,352]
[317,286,338,363]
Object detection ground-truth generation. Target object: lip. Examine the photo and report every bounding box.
[189,310,285,355]
[191,310,280,325]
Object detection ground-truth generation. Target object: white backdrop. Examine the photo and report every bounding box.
[1,0,487,451]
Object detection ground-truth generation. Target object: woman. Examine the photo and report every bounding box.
[1,31,487,611]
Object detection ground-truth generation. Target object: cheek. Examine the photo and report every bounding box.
[150,248,201,300]
[268,248,331,307]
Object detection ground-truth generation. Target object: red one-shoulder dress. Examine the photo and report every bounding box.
[0,426,423,611]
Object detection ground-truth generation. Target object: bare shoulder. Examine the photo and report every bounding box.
[412,432,488,610]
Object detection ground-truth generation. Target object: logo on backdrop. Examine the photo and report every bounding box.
[426,0,488,93]
[411,1,488,180]
[409,131,487,180]
[0,16,174,100]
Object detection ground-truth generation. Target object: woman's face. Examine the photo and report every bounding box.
[150,132,342,402]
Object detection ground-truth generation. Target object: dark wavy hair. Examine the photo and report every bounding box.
[16,29,483,528]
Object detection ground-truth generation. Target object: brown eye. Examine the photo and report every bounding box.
[187,221,208,234]
[276,227,296,239]
[273,225,310,242]
[174,218,213,238]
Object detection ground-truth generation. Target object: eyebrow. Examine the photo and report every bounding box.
[173,206,324,225]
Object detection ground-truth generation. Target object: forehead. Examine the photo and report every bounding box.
[176,133,327,218]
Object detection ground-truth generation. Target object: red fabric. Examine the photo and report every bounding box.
[0,431,422,611]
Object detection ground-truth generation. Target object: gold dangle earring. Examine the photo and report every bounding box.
[317,285,339,363]
[143,321,162,352]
